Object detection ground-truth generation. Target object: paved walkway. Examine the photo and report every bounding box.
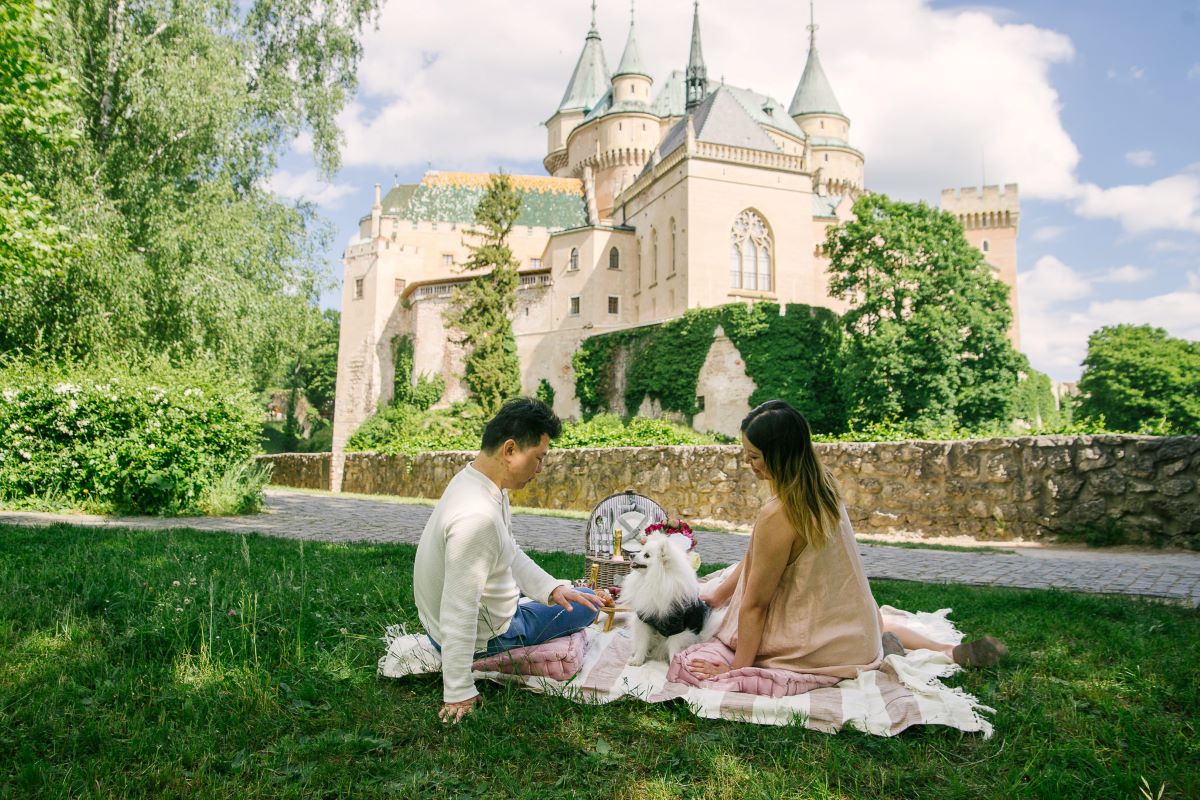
[3,489,1198,607]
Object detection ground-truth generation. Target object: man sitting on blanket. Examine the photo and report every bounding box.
[414,397,601,723]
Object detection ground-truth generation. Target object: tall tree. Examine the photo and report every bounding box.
[447,174,524,414]
[0,0,381,387]
[825,193,1023,430]
[1077,324,1200,434]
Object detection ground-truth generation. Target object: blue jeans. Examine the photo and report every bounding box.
[431,589,599,658]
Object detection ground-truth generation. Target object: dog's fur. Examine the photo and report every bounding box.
[622,533,722,665]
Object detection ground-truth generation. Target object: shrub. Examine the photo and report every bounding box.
[0,361,261,515]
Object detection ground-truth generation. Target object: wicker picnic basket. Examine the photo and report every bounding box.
[582,490,667,589]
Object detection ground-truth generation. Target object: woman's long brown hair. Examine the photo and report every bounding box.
[741,400,840,550]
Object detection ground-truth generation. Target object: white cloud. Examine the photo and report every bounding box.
[339,0,1080,201]
[1190,63,1200,80]
[1074,172,1200,235]
[1032,224,1066,242]
[1019,257,1200,380]
[1129,66,1145,80]
[267,169,357,208]
[291,132,313,156]
[1124,149,1155,167]
[1097,265,1152,283]
[1019,255,1092,310]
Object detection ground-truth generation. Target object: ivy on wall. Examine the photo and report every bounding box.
[391,335,445,411]
[572,302,847,433]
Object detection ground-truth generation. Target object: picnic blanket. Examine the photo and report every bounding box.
[378,602,995,737]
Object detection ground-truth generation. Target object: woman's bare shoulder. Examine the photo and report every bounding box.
[753,499,793,539]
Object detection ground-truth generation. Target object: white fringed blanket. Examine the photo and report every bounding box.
[378,603,995,737]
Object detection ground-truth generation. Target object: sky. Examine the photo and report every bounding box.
[269,0,1200,384]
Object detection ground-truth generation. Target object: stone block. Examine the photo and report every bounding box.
[1158,478,1195,498]
[1160,459,1189,478]
[1088,470,1127,496]
[1076,445,1113,472]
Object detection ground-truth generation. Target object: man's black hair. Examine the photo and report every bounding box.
[480,397,561,453]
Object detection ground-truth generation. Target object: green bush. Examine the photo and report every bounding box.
[347,405,729,454]
[0,361,261,515]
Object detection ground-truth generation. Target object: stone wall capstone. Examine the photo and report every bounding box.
[259,435,1200,546]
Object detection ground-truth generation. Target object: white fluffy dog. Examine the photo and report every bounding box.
[622,533,722,665]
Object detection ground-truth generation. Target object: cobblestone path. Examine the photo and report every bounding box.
[3,489,1198,607]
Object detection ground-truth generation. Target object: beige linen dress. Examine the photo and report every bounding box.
[715,504,883,679]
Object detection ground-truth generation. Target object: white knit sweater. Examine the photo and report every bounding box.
[413,464,567,703]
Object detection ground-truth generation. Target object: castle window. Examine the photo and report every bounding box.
[569,248,579,271]
[982,240,990,252]
[354,277,364,299]
[820,120,824,129]
[569,296,581,316]
[696,395,705,411]
[824,153,829,162]
[411,220,418,230]
[394,278,406,296]
[607,296,619,315]
[651,229,658,283]
[531,257,542,268]
[669,219,677,275]
[442,253,453,266]
[609,247,620,270]
[730,209,773,292]
[431,221,438,231]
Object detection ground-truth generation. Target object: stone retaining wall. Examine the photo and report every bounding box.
[259,435,1200,545]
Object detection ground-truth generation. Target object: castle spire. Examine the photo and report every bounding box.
[788,1,844,117]
[685,1,708,112]
[557,1,611,113]
[614,1,648,77]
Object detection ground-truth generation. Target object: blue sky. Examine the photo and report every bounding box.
[271,0,1200,383]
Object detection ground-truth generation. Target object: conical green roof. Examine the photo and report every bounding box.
[614,14,648,78]
[558,19,611,113]
[788,45,844,117]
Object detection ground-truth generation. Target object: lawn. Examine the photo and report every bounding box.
[0,524,1196,799]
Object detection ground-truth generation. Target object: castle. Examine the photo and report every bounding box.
[332,3,1021,486]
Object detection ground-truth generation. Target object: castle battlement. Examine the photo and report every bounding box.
[941,184,1019,229]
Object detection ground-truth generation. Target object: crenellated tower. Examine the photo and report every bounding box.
[941,183,1022,346]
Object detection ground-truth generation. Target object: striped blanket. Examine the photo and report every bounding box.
[378,604,994,737]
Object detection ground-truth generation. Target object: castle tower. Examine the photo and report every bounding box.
[685,2,708,112]
[544,2,611,177]
[789,4,864,196]
[941,183,1022,347]
[612,3,651,107]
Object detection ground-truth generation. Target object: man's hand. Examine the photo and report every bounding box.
[549,585,601,613]
[439,694,482,724]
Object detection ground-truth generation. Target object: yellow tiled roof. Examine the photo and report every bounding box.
[421,171,582,195]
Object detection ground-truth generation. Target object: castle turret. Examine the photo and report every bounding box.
[612,3,651,106]
[941,184,1022,347]
[789,4,864,196]
[544,2,611,176]
[685,2,708,112]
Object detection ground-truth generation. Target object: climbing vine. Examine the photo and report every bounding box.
[572,302,847,433]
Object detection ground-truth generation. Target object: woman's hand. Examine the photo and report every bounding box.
[698,586,725,609]
[689,659,731,680]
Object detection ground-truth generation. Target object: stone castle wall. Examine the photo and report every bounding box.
[259,434,1200,545]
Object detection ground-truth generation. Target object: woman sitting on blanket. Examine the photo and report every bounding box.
[684,400,1005,685]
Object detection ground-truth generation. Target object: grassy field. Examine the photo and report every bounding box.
[0,523,1196,799]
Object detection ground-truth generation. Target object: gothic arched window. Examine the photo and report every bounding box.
[651,229,658,283]
[669,218,677,275]
[730,210,772,292]
[569,247,579,270]
[609,246,620,270]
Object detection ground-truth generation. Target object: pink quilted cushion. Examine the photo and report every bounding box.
[471,631,587,681]
[668,640,841,698]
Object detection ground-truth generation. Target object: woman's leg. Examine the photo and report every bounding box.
[879,613,1008,667]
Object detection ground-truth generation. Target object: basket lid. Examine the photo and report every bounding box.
[585,490,667,554]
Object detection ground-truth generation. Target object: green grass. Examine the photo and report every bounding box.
[855,538,1019,555]
[1,524,1196,799]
